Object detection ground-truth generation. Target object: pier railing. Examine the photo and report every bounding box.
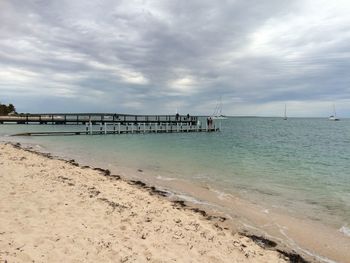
[0,113,198,125]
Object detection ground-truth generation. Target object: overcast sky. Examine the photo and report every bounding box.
[1,0,350,117]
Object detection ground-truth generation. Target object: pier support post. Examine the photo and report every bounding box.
[143,123,146,133]
[118,123,121,134]
[131,123,134,134]
[89,122,92,135]
[104,123,107,134]
[155,123,157,133]
[86,123,89,135]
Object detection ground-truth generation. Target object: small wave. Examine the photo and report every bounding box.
[210,189,229,200]
[243,222,338,263]
[279,226,338,263]
[174,192,223,210]
[339,225,350,237]
[156,175,176,181]
[175,194,210,205]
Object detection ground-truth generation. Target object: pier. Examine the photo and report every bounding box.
[0,113,220,136]
[0,113,197,125]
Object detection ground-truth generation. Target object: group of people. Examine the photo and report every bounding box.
[175,113,214,130]
[175,113,191,121]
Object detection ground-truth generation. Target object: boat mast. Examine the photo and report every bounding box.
[219,96,222,116]
[284,104,287,120]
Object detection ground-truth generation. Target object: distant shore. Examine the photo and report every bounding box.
[0,142,301,262]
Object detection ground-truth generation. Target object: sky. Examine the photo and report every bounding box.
[1,0,350,117]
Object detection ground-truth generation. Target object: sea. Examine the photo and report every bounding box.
[1,117,349,262]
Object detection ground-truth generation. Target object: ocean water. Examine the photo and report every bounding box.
[1,117,350,258]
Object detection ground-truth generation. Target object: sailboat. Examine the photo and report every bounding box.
[283,104,287,120]
[329,104,339,121]
[212,97,227,120]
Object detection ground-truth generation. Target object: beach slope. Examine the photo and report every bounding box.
[0,143,288,262]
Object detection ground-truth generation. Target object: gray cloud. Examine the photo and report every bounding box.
[0,0,350,117]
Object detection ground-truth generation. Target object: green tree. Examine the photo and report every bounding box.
[0,103,17,115]
[8,104,16,113]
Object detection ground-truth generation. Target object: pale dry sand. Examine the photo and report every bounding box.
[0,143,291,262]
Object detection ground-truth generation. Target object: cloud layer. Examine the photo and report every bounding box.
[1,0,350,116]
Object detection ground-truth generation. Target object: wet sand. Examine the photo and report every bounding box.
[144,176,350,263]
[0,142,295,262]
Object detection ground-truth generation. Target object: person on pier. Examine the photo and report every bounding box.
[207,117,213,131]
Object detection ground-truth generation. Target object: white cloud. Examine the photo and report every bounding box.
[246,0,350,59]
[0,67,39,84]
[169,75,198,93]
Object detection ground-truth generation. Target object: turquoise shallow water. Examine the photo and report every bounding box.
[1,117,350,231]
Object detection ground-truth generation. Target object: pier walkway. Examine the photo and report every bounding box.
[0,113,220,136]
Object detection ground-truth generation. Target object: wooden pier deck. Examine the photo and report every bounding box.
[1,113,221,136]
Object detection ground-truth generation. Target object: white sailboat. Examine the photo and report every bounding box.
[329,104,339,121]
[283,104,287,120]
[212,97,227,120]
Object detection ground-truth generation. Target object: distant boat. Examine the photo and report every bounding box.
[329,104,340,121]
[283,104,287,120]
[212,115,227,120]
[212,97,227,120]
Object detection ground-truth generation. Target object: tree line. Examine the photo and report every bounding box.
[0,103,16,116]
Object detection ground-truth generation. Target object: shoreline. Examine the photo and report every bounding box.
[5,139,348,263]
[0,141,306,262]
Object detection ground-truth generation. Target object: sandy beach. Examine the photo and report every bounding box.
[0,142,297,262]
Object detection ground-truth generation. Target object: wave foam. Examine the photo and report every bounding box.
[175,194,210,205]
[156,175,176,181]
[339,225,350,237]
